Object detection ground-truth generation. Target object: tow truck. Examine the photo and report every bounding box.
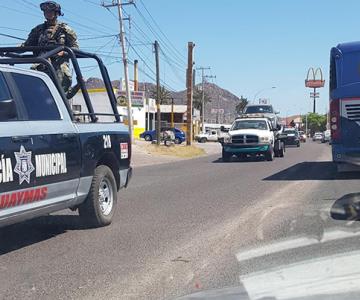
[220,114,286,162]
[0,46,132,228]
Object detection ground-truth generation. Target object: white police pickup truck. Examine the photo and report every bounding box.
[0,46,132,228]
[221,115,285,162]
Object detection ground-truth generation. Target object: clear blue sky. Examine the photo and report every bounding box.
[1,0,360,116]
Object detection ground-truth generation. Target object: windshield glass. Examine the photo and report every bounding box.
[284,130,296,134]
[245,106,273,114]
[5,2,360,300]
[231,120,268,130]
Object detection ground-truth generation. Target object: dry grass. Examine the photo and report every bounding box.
[145,144,206,158]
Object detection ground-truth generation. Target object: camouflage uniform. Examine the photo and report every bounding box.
[23,21,79,93]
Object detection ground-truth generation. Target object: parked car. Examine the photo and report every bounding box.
[321,130,331,143]
[298,131,307,142]
[282,129,300,147]
[195,129,227,143]
[312,132,323,141]
[140,127,185,144]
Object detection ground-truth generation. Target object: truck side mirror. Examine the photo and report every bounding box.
[220,126,225,131]
[0,99,17,121]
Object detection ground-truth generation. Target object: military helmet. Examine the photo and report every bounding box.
[40,1,63,16]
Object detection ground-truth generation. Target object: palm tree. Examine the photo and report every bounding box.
[235,96,248,114]
[193,86,211,112]
[150,86,171,104]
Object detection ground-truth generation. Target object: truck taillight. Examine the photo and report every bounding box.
[330,99,340,140]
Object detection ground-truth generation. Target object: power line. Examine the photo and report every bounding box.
[79,34,118,41]
[133,5,186,66]
[122,10,153,45]
[0,4,40,18]
[138,0,186,62]
[160,49,185,86]
[20,0,38,9]
[128,42,182,91]
[160,47,186,70]
[80,0,101,6]
[62,6,117,34]
[0,26,28,32]
[0,33,25,41]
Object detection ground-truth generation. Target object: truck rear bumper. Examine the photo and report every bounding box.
[119,167,132,189]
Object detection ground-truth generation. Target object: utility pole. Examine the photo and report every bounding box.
[186,42,195,146]
[154,40,161,145]
[134,59,138,91]
[102,0,134,142]
[171,97,174,128]
[196,67,216,133]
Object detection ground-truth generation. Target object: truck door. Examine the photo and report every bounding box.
[210,130,218,141]
[0,71,38,217]
[7,71,81,209]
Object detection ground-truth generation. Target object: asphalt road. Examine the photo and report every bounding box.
[1,141,360,300]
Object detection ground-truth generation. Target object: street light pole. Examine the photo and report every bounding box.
[253,86,276,103]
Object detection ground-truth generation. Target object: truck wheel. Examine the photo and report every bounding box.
[144,135,152,141]
[279,147,284,157]
[79,165,117,227]
[222,149,231,162]
[265,147,274,161]
[200,137,207,143]
[275,140,285,157]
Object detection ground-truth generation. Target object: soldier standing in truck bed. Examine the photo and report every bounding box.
[23,1,79,95]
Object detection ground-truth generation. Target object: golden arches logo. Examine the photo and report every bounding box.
[305,67,325,88]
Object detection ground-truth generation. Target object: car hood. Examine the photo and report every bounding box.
[229,129,270,137]
[176,232,360,300]
[175,193,360,300]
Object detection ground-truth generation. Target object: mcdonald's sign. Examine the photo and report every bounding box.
[305,67,325,88]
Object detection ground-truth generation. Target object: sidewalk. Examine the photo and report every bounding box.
[131,140,221,168]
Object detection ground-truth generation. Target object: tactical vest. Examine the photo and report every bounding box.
[38,22,66,47]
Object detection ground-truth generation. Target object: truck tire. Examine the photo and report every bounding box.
[279,147,284,157]
[200,137,207,143]
[144,134,152,141]
[79,165,117,227]
[265,146,274,161]
[222,148,232,162]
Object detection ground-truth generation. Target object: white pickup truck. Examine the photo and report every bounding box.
[221,116,285,162]
[195,129,227,143]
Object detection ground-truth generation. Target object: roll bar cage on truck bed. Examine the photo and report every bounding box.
[0,46,121,123]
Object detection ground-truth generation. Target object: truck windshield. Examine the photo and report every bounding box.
[231,120,268,130]
[245,106,273,113]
